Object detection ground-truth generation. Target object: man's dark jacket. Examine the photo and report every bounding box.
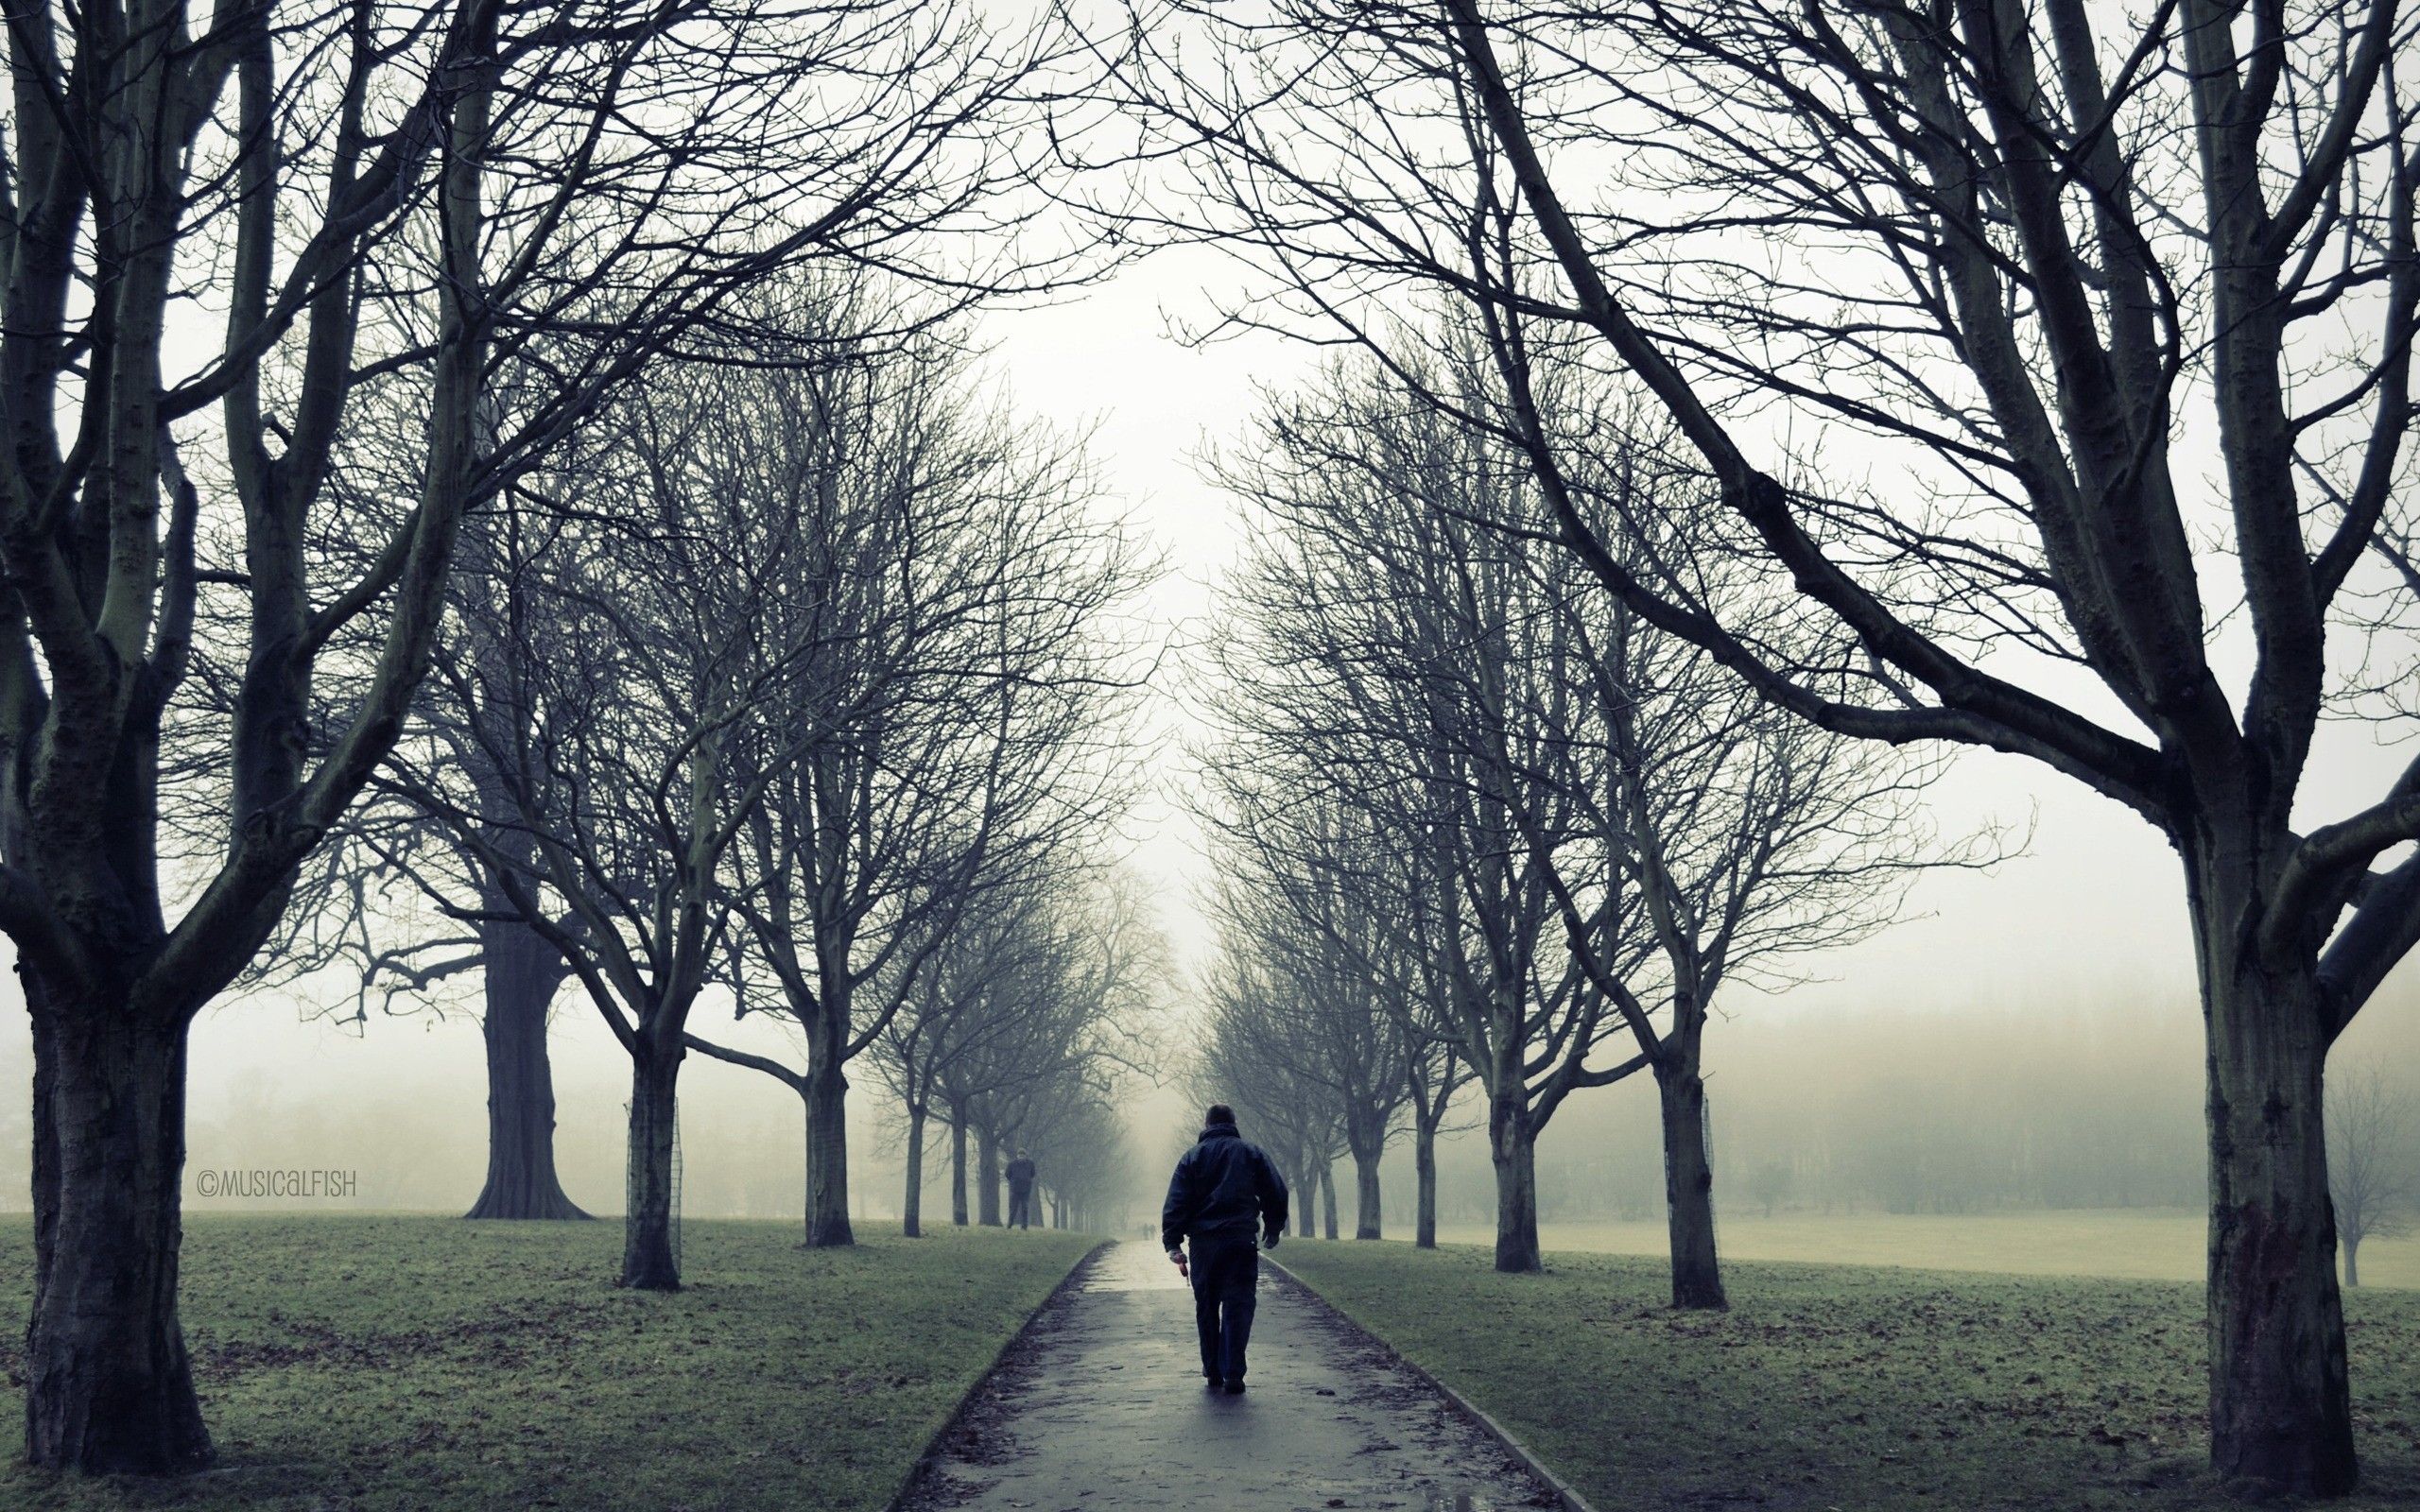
[1161,1122,1288,1251]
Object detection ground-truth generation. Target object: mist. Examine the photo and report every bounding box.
[7,1,2420,1499]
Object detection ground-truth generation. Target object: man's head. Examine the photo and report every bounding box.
[1014,1148,1028,1160]
[1204,1103,1236,1128]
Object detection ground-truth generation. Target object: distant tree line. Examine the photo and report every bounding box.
[1515,1007,2218,1221]
[1335,1006,2417,1284]
[871,868,1166,1235]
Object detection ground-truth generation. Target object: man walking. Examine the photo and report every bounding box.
[1005,1149,1038,1229]
[1161,1103,1288,1394]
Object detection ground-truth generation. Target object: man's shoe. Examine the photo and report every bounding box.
[1222,1379,1246,1395]
[1203,1375,1221,1389]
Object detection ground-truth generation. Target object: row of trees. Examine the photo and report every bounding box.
[270,296,1151,1284]
[1193,349,1946,1303]
[1424,1002,2220,1225]
[11,0,2413,1497]
[871,868,1164,1235]
[1409,1018,2411,1263]
[0,0,1128,1474]
[1114,0,2420,1492]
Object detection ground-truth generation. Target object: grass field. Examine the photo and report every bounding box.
[0,1215,1095,1512]
[1281,1238,2420,1511]
[1438,1207,2420,1289]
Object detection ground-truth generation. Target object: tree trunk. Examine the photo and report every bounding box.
[950,1115,970,1226]
[977,1126,1001,1226]
[1414,1118,1439,1249]
[23,994,212,1472]
[1321,1157,1340,1239]
[1489,1087,1542,1272]
[903,1104,927,1238]
[1656,1063,1726,1310]
[803,1049,853,1247]
[1293,1163,1313,1237]
[621,1039,682,1290]
[2343,1233,2361,1289]
[2198,919,2354,1494]
[465,917,587,1221]
[1352,1148,1384,1240]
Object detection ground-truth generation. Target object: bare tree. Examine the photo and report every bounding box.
[1023,1097,1135,1231]
[1194,951,1342,1236]
[675,335,1149,1247]
[1513,385,1957,1307]
[1203,350,1945,1296]
[870,886,1062,1236]
[908,868,1167,1234]
[925,868,1167,1226]
[3,0,1088,1469]
[391,365,892,1288]
[1202,355,1656,1272]
[1220,633,1622,1264]
[2328,1062,2414,1289]
[1747,1161,1792,1221]
[1552,589,1943,1308]
[1400,1014,1475,1249]
[1288,799,1479,1249]
[234,681,594,1222]
[1200,791,1423,1240]
[1110,0,2420,1486]
[1201,774,1487,1251]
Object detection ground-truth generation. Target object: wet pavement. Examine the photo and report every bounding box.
[899,1240,1564,1512]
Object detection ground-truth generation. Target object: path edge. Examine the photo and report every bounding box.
[1265,1254,1603,1512]
[885,1237,1113,1512]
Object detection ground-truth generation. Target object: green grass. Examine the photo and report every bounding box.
[1280,1238,2420,1511]
[0,1215,1094,1512]
[1439,1208,2420,1289]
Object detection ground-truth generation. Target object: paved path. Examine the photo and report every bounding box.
[900,1240,1563,1512]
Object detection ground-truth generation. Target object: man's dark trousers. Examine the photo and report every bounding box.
[1190,1234,1259,1382]
[1008,1187,1034,1228]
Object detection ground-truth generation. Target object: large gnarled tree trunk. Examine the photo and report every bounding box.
[2191,845,2354,1493]
[949,1111,971,1226]
[10,43,492,1468]
[23,985,210,1472]
[1350,1148,1384,1240]
[466,915,587,1221]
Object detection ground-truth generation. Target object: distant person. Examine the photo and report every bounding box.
[1005,1149,1039,1229]
[1161,1103,1288,1394]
